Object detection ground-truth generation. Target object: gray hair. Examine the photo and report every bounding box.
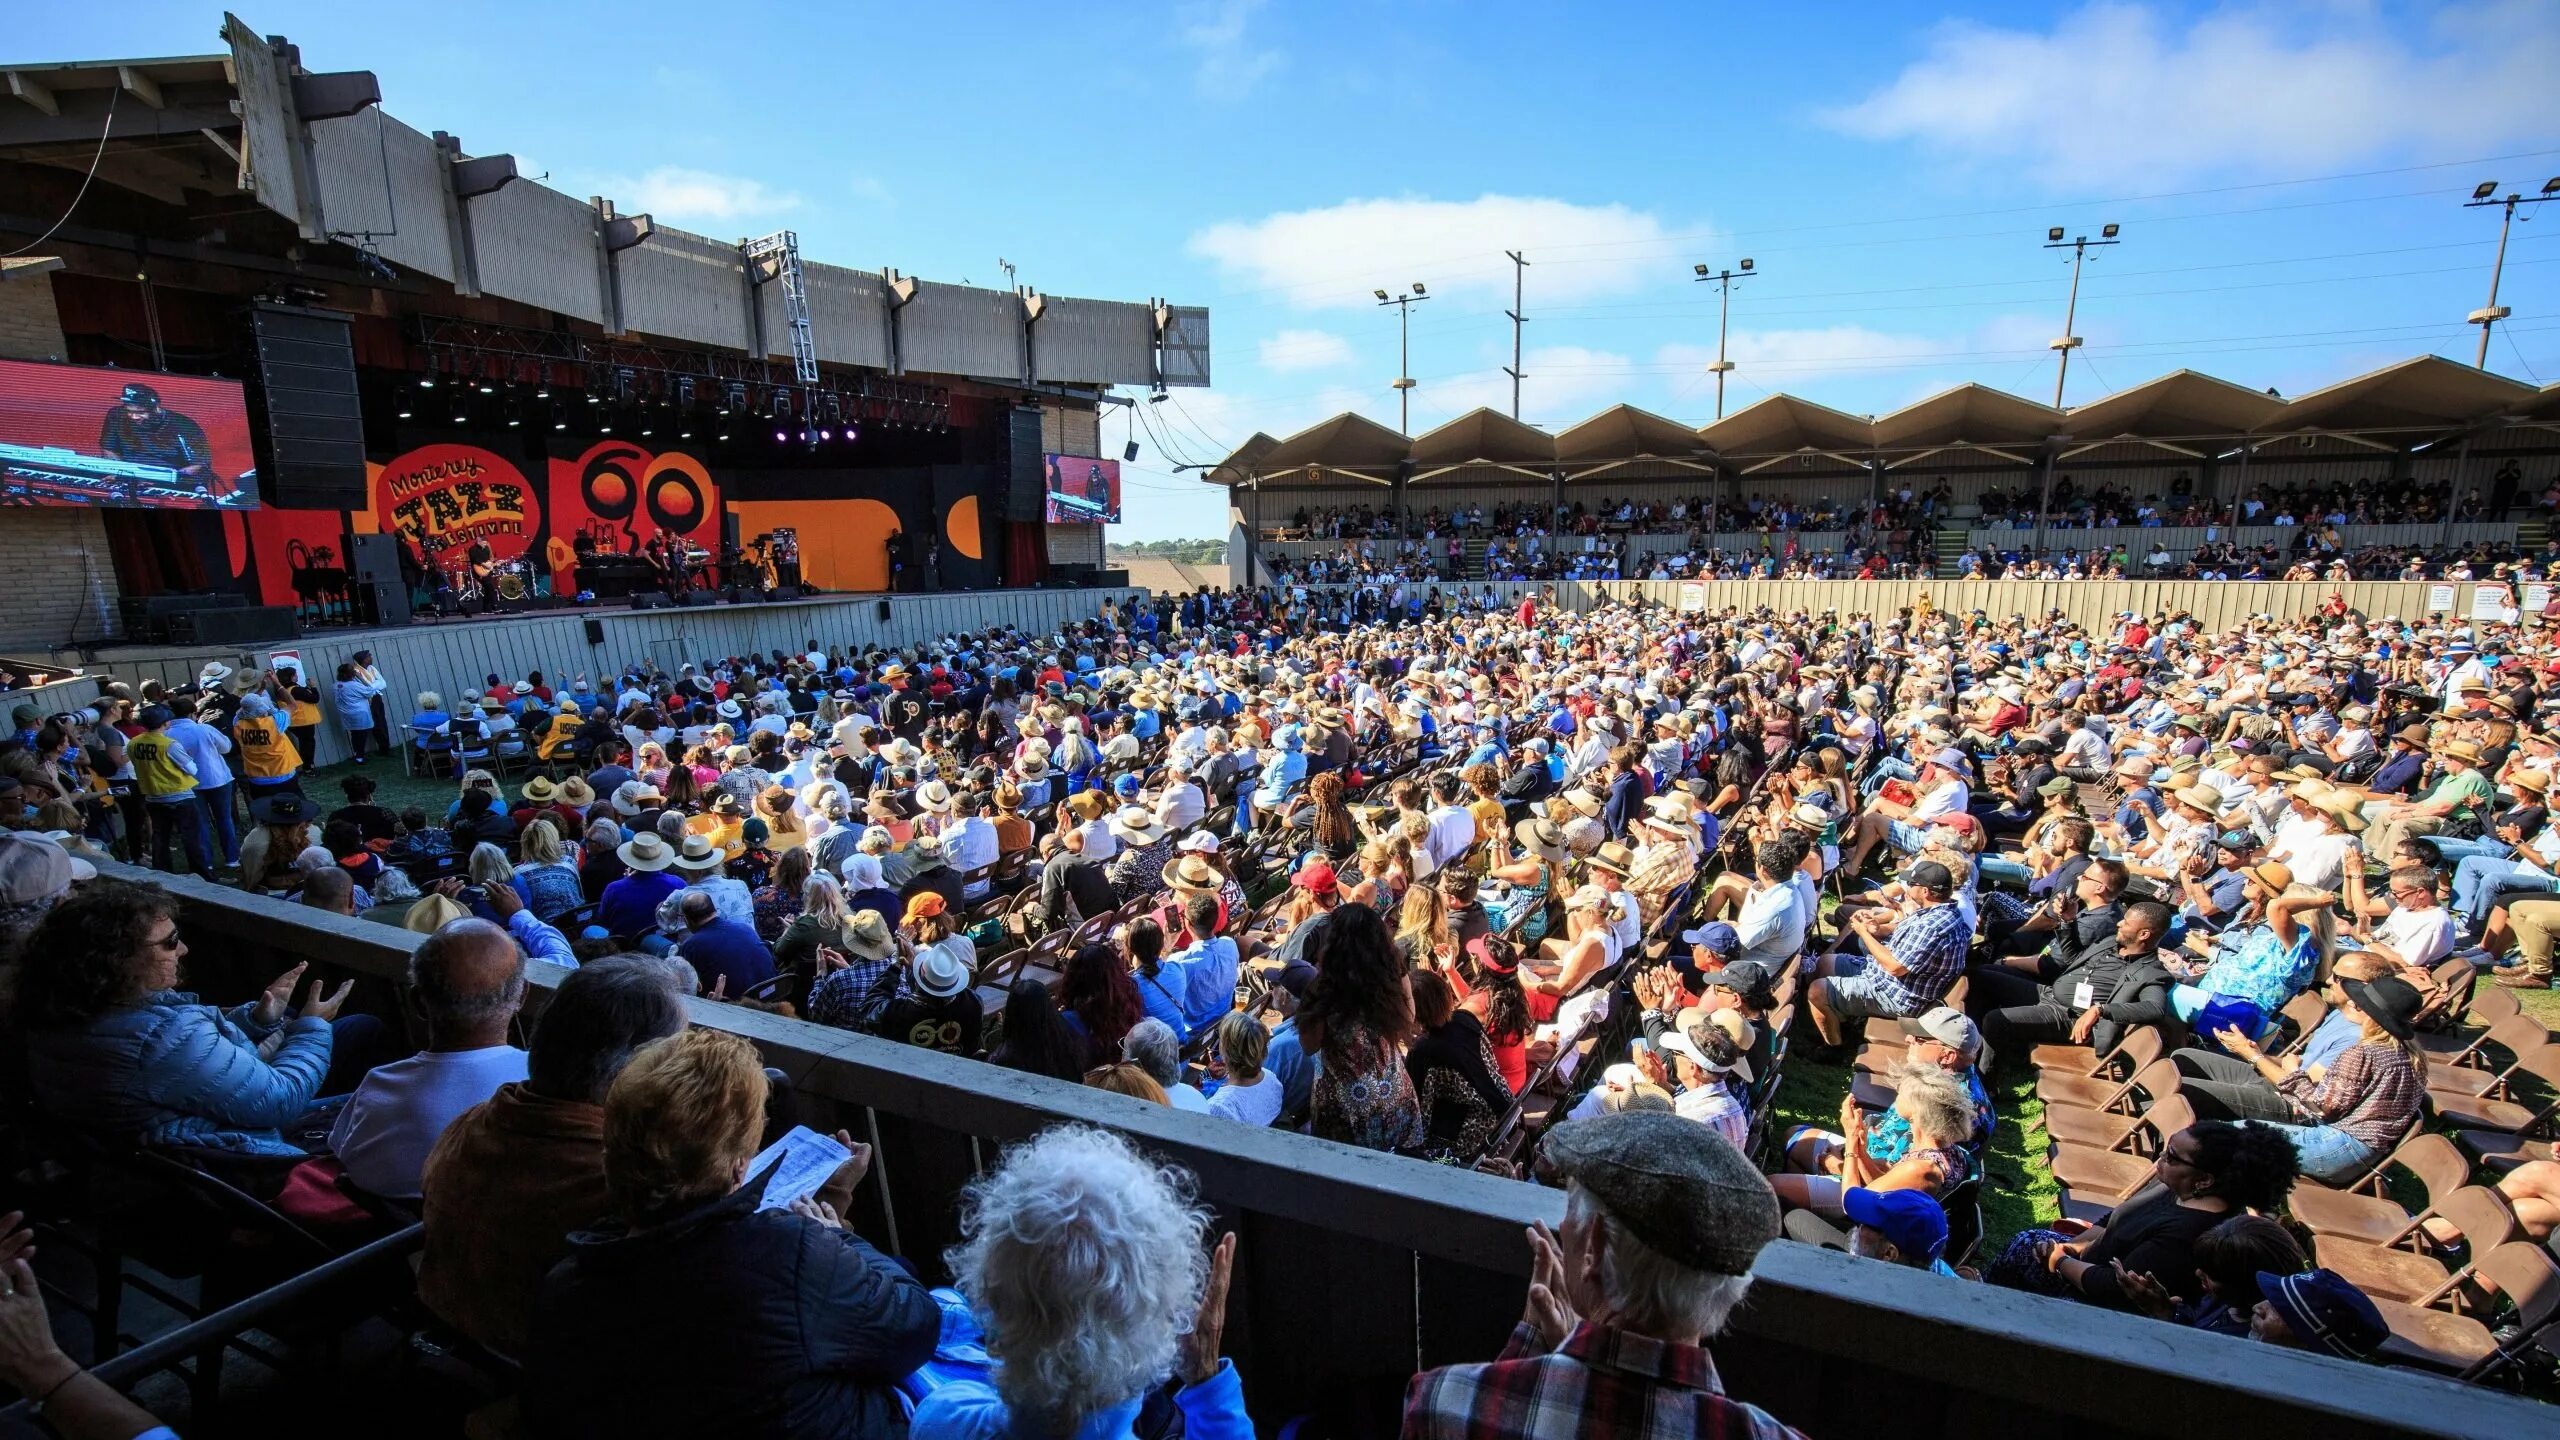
[947,1125,1210,1431]
[1564,1181,1751,1339]
[1121,1018,1182,1087]
[1889,1061,1977,1148]
[468,842,513,888]
[410,918,528,1031]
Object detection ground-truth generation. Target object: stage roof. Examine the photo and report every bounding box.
[1206,354,2560,487]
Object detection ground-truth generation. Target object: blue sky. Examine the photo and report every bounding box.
[23,2,2560,539]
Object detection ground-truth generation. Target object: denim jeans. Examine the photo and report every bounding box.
[2269,1122,2378,1185]
[2426,835,2512,868]
[146,795,214,879]
[1976,855,2032,889]
[2452,854,2555,927]
[198,781,240,866]
[1861,757,1916,799]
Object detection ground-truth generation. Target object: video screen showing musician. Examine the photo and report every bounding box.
[98,383,214,488]
[1083,461,1110,510]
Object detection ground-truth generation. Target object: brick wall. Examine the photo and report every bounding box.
[0,262,122,648]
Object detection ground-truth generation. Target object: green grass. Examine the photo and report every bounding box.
[304,756,513,819]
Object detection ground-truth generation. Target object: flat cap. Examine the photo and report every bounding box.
[1538,1112,1778,1276]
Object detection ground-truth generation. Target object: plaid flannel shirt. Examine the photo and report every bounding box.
[1401,1322,1806,1440]
[1873,900,1971,1013]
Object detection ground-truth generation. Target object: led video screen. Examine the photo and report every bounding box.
[1042,453,1119,524]
[0,358,259,510]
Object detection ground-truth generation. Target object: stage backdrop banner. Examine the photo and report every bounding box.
[544,440,724,593]
[372,442,540,576]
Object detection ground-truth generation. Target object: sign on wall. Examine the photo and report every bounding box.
[373,442,538,570]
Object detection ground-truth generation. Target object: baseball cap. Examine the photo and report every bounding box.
[2257,1268,2387,1360]
[1842,1186,1948,1266]
[1905,860,1954,893]
[1899,1006,1982,1058]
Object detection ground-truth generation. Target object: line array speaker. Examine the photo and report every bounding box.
[1002,405,1046,523]
[250,302,368,509]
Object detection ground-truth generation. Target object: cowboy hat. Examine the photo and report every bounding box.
[617,832,677,871]
[2245,859,2295,894]
[611,781,663,817]
[1588,842,1636,877]
[558,776,596,807]
[522,777,559,804]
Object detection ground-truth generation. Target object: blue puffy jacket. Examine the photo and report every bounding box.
[24,993,332,1156]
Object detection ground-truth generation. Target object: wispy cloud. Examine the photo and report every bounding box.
[1178,0,1284,98]
[848,174,895,208]
[1821,1,2560,187]
[1257,328,1354,373]
[1191,194,1697,310]
[589,166,803,228]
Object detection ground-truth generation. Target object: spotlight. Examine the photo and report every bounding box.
[551,403,567,431]
[1691,263,1708,276]
[2046,226,2066,242]
[449,394,467,424]
[586,388,601,405]
[474,363,495,395]
[845,424,857,443]
[507,412,521,428]
[774,428,786,443]
[1738,257,1753,271]
[2545,177,2560,196]
[396,400,412,419]
[534,375,551,400]
[418,369,437,390]
[1373,288,1389,301]
[2100,223,2119,239]
[819,428,833,441]
[639,420,653,437]
[1411,282,1426,295]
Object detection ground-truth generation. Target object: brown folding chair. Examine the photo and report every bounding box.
[2041,1059,2180,1150]
[2261,989,2337,1060]
[2417,985,2523,1061]
[2289,1133,2473,1246]
[2373,1242,2560,1377]
[2316,1185,2520,1307]
[2424,1014,2554,1101]
[2035,1027,2167,1110]
[2427,1043,2560,1135]
[2050,1094,2196,1220]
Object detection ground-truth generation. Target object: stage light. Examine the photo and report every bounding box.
[639,420,653,437]
[680,425,693,439]
[507,412,521,428]
[396,400,412,419]
[846,424,858,443]
[819,428,833,441]
[551,403,567,431]
[586,389,601,405]
[449,394,467,424]
[534,376,551,400]
[2475,180,2501,200]
[774,428,786,443]
[2047,226,2065,242]
[417,370,436,390]
[474,363,495,395]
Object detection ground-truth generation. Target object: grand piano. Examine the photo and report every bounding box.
[0,443,257,509]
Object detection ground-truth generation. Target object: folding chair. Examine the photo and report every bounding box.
[2316,1185,2519,1308]
[2050,1094,2196,1222]
[2290,1132,2474,1246]
[2040,1059,2180,1151]
[2034,1027,2167,1110]
[2424,1014,2555,1101]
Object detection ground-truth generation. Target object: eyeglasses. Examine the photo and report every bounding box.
[145,927,182,952]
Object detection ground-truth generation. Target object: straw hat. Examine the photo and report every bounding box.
[2315,794,2368,832]
[2246,859,2295,893]
[671,832,724,873]
[522,776,558,805]
[842,909,895,960]
[2506,769,2551,796]
[916,779,955,814]
[2437,738,2484,766]
[611,781,663,817]
[558,776,596,807]
[617,832,676,871]
[1161,853,1223,894]
[1108,806,1166,846]
[1513,817,1566,863]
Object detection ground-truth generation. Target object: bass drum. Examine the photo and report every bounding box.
[493,559,531,602]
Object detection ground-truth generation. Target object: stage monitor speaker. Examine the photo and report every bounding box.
[584,618,606,646]
[119,591,244,642]
[721,512,741,553]
[169,604,299,646]
[1003,405,1046,523]
[249,303,368,509]
[355,579,410,628]
[343,532,401,584]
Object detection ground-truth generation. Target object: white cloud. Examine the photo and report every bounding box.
[1190,195,1693,310]
[1257,329,1354,373]
[592,166,803,228]
[1178,0,1284,97]
[847,174,895,208]
[1822,1,2560,186]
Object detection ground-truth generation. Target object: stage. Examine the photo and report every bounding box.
[47,583,1145,764]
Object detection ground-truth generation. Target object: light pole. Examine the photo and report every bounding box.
[1690,259,1756,420]
[2044,223,2119,409]
[1375,282,1430,435]
[2465,178,2559,368]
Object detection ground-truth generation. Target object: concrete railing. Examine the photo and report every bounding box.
[121,864,2552,1439]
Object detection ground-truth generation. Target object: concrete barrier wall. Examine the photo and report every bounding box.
[57,588,1141,764]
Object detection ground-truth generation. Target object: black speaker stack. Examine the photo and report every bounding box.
[1003,405,1046,523]
[249,303,368,509]
[169,605,300,646]
[120,592,244,643]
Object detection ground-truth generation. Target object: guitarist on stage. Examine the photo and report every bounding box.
[467,536,497,615]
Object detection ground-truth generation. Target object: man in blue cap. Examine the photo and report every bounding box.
[2251,1268,2387,1361]
[1841,1186,1958,1277]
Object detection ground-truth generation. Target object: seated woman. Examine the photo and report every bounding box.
[2202,974,2428,1185]
[1772,1062,1975,1220]
[15,879,359,1157]
[513,819,585,921]
[2165,863,2330,1032]
[1403,971,1513,1159]
[1521,886,1620,1027]
[524,1029,936,1436]
[1987,1120,2299,1310]
[911,1125,1245,1440]
[236,796,315,895]
[2113,1214,2309,1336]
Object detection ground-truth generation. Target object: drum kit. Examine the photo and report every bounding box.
[443,558,533,605]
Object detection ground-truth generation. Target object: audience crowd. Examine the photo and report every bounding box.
[7,569,2560,1434]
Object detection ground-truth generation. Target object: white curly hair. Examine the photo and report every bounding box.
[946,1125,1210,1430]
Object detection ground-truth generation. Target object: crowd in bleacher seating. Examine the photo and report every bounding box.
[13,574,2560,1430]
[1956,537,2560,583]
[1975,463,2542,531]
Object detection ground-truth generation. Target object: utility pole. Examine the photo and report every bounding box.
[1503,251,1529,420]
[2044,223,2119,409]
[2465,178,2558,368]
[1690,259,1756,420]
[1374,282,1430,435]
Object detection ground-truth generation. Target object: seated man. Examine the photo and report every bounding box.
[1966,899,2173,1073]
[328,917,530,1200]
[418,956,688,1354]
[1806,861,1971,1057]
[1401,1112,1801,1440]
[1840,749,1970,878]
[670,889,776,998]
[1985,855,2126,959]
